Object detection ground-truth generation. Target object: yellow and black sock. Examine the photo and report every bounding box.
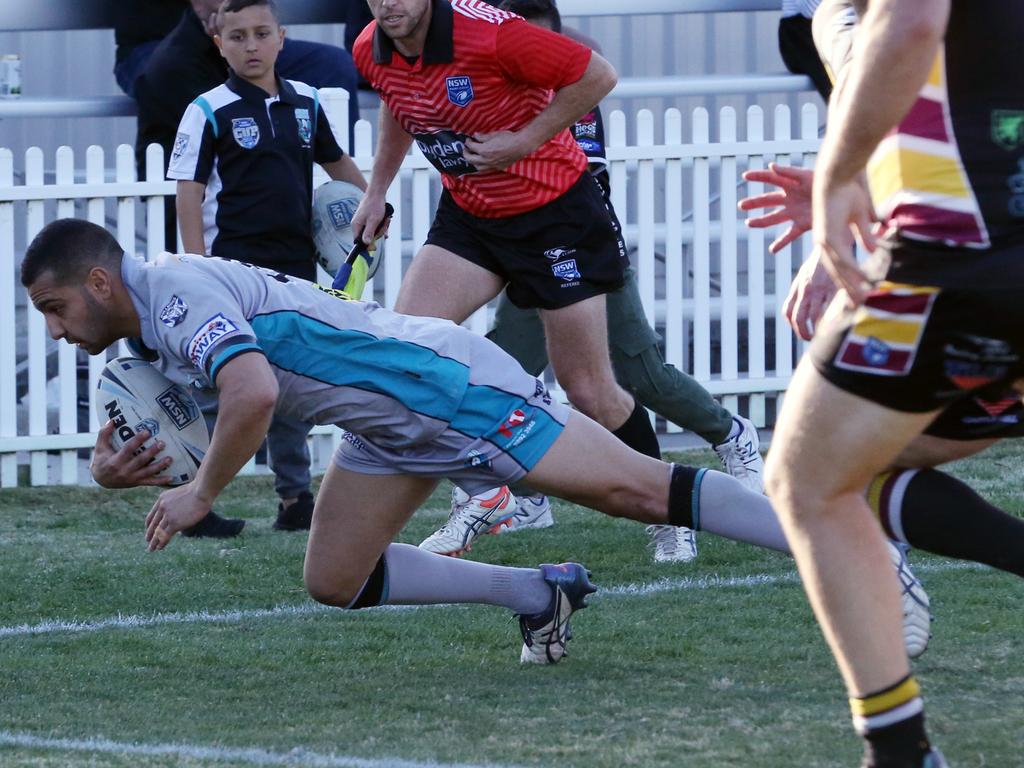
[851,674,931,768]
[868,468,1024,577]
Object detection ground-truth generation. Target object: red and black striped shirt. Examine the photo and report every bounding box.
[354,0,592,218]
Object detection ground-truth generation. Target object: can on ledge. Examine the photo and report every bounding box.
[0,54,21,99]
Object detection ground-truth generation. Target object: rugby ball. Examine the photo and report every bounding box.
[312,180,363,277]
[94,357,209,486]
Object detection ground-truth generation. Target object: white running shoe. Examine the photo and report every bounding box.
[646,524,698,563]
[888,540,932,659]
[489,493,555,534]
[519,562,596,664]
[419,486,515,557]
[712,415,765,493]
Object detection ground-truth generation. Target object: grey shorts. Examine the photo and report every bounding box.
[333,339,571,495]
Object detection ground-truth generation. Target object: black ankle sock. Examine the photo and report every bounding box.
[872,468,1024,577]
[611,398,661,459]
[853,675,930,768]
[861,711,931,768]
[667,464,703,528]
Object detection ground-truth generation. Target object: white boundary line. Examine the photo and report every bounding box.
[0,561,983,639]
[0,731,523,768]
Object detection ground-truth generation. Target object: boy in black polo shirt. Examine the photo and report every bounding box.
[168,0,366,534]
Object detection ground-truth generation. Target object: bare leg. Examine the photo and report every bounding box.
[394,244,504,322]
[765,358,939,696]
[540,294,635,430]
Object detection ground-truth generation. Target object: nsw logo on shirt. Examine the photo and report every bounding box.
[232,117,260,149]
[445,76,474,108]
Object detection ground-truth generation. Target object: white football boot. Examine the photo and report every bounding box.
[518,563,596,664]
[418,486,515,557]
[645,524,698,563]
[489,492,555,534]
[712,415,765,493]
[888,540,932,659]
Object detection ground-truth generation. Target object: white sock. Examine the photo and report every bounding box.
[696,470,790,553]
[381,543,552,615]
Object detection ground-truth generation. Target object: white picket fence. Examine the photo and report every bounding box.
[0,102,821,487]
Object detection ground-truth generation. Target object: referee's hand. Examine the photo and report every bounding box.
[351,195,391,249]
[464,130,531,173]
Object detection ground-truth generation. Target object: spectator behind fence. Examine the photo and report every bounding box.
[154,0,367,538]
[778,0,831,99]
[131,0,361,182]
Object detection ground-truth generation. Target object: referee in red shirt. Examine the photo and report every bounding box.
[351,0,661,460]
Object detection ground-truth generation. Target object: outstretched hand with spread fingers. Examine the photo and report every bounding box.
[739,163,814,254]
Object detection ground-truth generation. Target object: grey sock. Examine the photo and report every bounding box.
[696,470,790,553]
[381,543,552,615]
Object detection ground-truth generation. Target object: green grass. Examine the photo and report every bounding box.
[1,446,1023,767]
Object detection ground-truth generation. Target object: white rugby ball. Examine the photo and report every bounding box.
[95,357,209,486]
[312,179,363,277]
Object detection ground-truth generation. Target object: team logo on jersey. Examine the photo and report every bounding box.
[187,313,241,369]
[156,386,201,430]
[445,75,474,107]
[159,294,189,327]
[294,108,312,145]
[992,110,1024,151]
[576,138,601,154]
[232,117,260,149]
[551,259,582,284]
[171,132,190,163]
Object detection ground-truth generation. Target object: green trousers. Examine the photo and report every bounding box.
[487,268,734,445]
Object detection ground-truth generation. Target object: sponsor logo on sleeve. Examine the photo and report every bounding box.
[171,132,190,164]
[159,294,189,327]
[294,108,312,146]
[156,386,201,429]
[186,313,241,369]
[231,117,260,149]
[445,75,474,107]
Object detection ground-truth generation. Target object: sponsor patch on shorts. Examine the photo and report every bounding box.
[834,282,938,376]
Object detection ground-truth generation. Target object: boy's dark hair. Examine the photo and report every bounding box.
[221,0,280,21]
[20,219,124,288]
[498,0,561,32]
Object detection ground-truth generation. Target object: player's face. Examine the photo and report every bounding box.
[28,271,119,356]
[367,0,431,49]
[217,6,284,82]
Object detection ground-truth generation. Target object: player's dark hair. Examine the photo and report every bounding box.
[222,0,280,21]
[498,0,561,32]
[20,219,124,288]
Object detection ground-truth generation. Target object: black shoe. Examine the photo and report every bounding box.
[181,510,245,539]
[273,491,314,531]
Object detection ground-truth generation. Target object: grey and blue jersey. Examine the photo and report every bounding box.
[121,253,568,489]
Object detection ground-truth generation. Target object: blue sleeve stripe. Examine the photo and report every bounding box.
[313,89,320,124]
[691,467,708,531]
[194,96,218,139]
[209,343,264,382]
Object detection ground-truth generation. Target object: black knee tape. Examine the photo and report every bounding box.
[667,463,702,529]
[348,555,388,610]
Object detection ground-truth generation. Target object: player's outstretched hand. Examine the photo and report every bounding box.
[463,130,532,173]
[90,421,174,489]
[783,249,838,341]
[739,163,814,254]
[145,482,212,552]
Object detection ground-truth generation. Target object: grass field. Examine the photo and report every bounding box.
[1,444,1023,767]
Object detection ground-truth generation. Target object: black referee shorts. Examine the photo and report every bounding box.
[424,172,628,310]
